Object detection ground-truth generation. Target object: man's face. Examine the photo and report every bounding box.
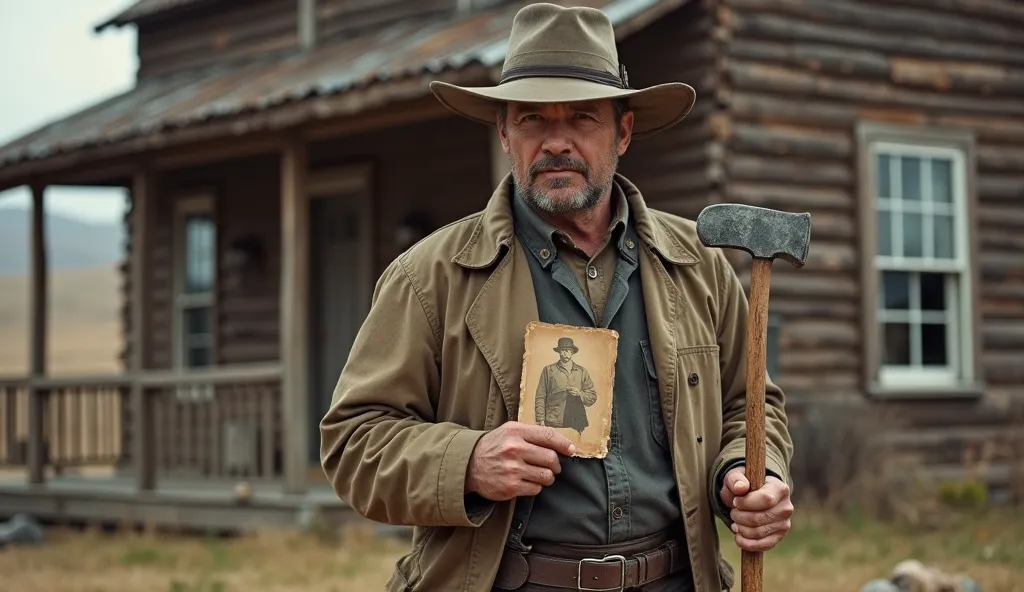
[499,100,633,214]
[559,349,573,363]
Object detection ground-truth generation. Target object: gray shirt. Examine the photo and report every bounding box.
[510,181,682,545]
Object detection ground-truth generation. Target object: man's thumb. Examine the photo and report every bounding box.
[726,468,749,494]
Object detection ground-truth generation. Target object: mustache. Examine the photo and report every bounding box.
[529,155,589,178]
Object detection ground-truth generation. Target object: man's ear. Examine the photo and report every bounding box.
[617,110,634,156]
[496,112,510,153]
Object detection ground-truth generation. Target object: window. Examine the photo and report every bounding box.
[858,124,980,395]
[174,194,216,374]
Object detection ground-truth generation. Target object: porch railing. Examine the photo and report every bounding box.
[0,363,282,490]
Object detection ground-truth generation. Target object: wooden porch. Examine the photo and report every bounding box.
[0,366,353,533]
[0,93,500,532]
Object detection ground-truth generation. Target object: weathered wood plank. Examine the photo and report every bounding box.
[726,61,1024,116]
[766,298,858,320]
[779,349,859,372]
[844,0,1024,27]
[724,0,1024,52]
[984,351,1024,384]
[138,0,298,78]
[726,154,852,186]
[725,182,853,211]
[727,121,852,159]
[982,322,1024,351]
[978,146,1024,171]
[980,229,1024,254]
[739,270,858,299]
[978,175,1024,203]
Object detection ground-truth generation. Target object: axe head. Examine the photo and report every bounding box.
[696,203,811,268]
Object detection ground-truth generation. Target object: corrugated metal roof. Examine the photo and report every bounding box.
[95,0,219,30]
[0,0,686,176]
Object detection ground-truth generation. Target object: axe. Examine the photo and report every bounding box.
[696,203,811,592]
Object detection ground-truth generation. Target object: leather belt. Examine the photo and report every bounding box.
[496,539,686,591]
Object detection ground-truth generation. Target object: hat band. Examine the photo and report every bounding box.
[499,64,629,89]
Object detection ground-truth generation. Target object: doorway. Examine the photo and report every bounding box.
[307,165,374,468]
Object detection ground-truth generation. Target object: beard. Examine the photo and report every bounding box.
[511,151,617,214]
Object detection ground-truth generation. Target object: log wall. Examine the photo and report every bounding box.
[617,0,719,220]
[316,0,457,44]
[136,0,299,78]
[710,0,1024,497]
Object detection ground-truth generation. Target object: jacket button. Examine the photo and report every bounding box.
[688,372,699,386]
[612,507,623,520]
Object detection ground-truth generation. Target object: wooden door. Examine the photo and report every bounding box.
[308,166,373,467]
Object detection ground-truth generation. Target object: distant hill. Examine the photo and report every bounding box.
[0,208,125,276]
[0,266,122,375]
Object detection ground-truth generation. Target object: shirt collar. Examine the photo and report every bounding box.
[512,181,634,269]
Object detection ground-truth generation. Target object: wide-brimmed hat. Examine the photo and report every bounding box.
[554,337,579,354]
[429,3,696,139]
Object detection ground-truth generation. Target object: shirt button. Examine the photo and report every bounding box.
[688,372,699,386]
[539,248,550,259]
[626,239,635,249]
[612,507,623,520]
[587,266,598,279]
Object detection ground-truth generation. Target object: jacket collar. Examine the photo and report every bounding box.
[452,172,701,269]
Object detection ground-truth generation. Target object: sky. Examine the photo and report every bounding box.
[0,0,137,224]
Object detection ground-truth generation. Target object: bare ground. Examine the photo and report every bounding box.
[0,507,1021,591]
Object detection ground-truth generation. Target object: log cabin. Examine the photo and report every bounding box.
[0,0,1022,532]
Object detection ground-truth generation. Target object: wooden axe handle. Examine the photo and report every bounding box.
[742,258,772,592]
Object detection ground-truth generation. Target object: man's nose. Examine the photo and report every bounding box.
[541,122,573,154]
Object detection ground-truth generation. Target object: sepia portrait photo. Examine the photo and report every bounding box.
[517,321,618,458]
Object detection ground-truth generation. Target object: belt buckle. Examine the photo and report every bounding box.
[577,554,626,592]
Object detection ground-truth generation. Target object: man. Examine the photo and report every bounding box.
[320,4,795,591]
[534,337,597,433]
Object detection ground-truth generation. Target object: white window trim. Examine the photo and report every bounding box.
[857,122,983,399]
[172,191,217,401]
[873,142,971,389]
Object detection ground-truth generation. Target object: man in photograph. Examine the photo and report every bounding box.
[534,337,597,434]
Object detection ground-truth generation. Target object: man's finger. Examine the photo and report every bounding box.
[733,531,784,553]
[516,480,543,497]
[730,504,792,529]
[731,518,791,542]
[521,465,556,486]
[734,481,789,512]
[520,424,577,456]
[520,443,562,474]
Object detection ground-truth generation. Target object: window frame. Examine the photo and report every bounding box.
[171,190,218,376]
[856,122,983,399]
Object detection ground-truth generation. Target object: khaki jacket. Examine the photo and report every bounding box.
[320,174,793,592]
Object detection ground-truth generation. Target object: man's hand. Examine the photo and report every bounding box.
[568,387,580,397]
[466,422,577,501]
[720,466,793,552]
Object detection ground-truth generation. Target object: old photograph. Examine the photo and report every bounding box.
[517,321,618,458]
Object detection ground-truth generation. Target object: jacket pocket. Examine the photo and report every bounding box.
[390,526,432,589]
[640,340,669,451]
[718,553,735,590]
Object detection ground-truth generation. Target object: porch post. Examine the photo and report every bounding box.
[280,135,310,494]
[27,184,47,484]
[131,167,156,491]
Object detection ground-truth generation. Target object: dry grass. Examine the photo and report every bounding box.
[0,507,1021,592]
[0,266,123,376]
